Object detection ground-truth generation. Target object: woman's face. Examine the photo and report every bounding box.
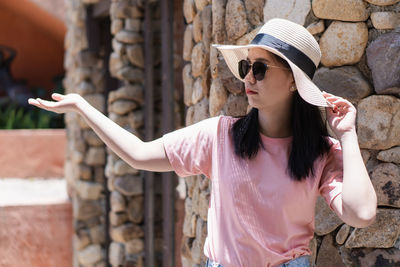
[244,48,295,111]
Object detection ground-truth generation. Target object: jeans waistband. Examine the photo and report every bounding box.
[205,255,312,267]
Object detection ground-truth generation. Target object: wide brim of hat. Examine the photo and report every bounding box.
[212,44,332,108]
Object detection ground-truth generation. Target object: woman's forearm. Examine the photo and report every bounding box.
[76,99,172,172]
[339,131,377,226]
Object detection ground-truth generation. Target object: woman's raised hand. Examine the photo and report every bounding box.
[322,92,357,140]
[28,93,85,114]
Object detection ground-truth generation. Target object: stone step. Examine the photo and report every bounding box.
[0,178,72,267]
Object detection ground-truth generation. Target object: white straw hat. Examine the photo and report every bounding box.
[212,18,332,107]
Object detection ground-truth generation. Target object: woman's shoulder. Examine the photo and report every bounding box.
[215,115,242,131]
[218,115,243,124]
[180,115,239,136]
[198,115,238,126]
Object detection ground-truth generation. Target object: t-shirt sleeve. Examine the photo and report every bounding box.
[162,116,220,178]
[319,138,344,210]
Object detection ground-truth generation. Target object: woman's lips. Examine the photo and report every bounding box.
[246,88,258,95]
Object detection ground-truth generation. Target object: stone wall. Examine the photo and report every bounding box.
[181,0,400,266]
[64,0,189,265]
[107,0,165,266]
[64,0,107,266]
[311,1,400,265]
[64,0,163,266]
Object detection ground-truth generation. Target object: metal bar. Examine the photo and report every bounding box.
[171,0,185,265]
[102,16,115,267]
[144,1,155,267]
[161,0,175,266]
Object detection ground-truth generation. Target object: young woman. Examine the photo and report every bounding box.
[29,19,377,267]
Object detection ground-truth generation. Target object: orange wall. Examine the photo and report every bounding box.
[0,0,66,94]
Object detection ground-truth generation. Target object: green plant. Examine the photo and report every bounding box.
[0,103,56,129]
[0,75,66,129]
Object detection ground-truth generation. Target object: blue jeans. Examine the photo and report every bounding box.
[205,255,312,267]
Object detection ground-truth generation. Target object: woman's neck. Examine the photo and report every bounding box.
[257,102,292,138]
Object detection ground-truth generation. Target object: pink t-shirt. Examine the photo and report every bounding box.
[163,116,343,267]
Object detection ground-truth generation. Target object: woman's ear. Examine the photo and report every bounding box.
[289,83,297,92]
[289,72,295,83]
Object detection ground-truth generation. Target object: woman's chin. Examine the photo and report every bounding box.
[247,99,262,109]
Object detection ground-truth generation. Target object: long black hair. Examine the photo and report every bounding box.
[231,57,331,181]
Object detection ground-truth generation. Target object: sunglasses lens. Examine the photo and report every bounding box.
[238,60,249,79]
[253,61,267,81]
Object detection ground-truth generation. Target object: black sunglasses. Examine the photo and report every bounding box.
[238,59,289,81]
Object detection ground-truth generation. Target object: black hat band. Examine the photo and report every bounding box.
[251,33,317,79]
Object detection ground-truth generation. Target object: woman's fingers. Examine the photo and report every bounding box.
[36,98,51,109]
[322,92,355,112]
[28,97,55,111]
[322,92,351,106]
[322,91,335,96]
[322,91,333,97]
[322,92,339,107]
[28,93,80,114]
[28,98,38,106]
[51,93,65,101]
[330,99,349,108]
[323,95,341,103]
[322,92,342,102]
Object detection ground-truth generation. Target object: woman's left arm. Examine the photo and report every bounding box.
[323,92,377,228]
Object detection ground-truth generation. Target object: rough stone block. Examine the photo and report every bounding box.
[316,234,345,267]
[75,180,103,200]
[125,239,144,254]
[371,163,400,208]
[320,21,368,67]
[366,31,400,94]
[377,147,400,164]
[183,25,194,61]
[183,0,196,23]
[73,197,102,220]
[85,147,106,166]
[345,209,400,248]
[223,94,248,117]
[109,242,125,266]
[127,196,144,223]
[312,0,368,21]
[111,190,126,212]
[357,95,400,150]
[264,0,310,26]
[109,211,129,227]
[226,0,248,41]
[191,42,207,78]
[114,174,144,196]
[78,244,104,266]
[110,223,144,242]
[312,66,372,104]
[108,85,143,105]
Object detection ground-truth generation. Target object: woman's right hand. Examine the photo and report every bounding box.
[28,93,85,114]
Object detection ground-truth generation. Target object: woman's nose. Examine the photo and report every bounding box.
[244,68,256,84]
